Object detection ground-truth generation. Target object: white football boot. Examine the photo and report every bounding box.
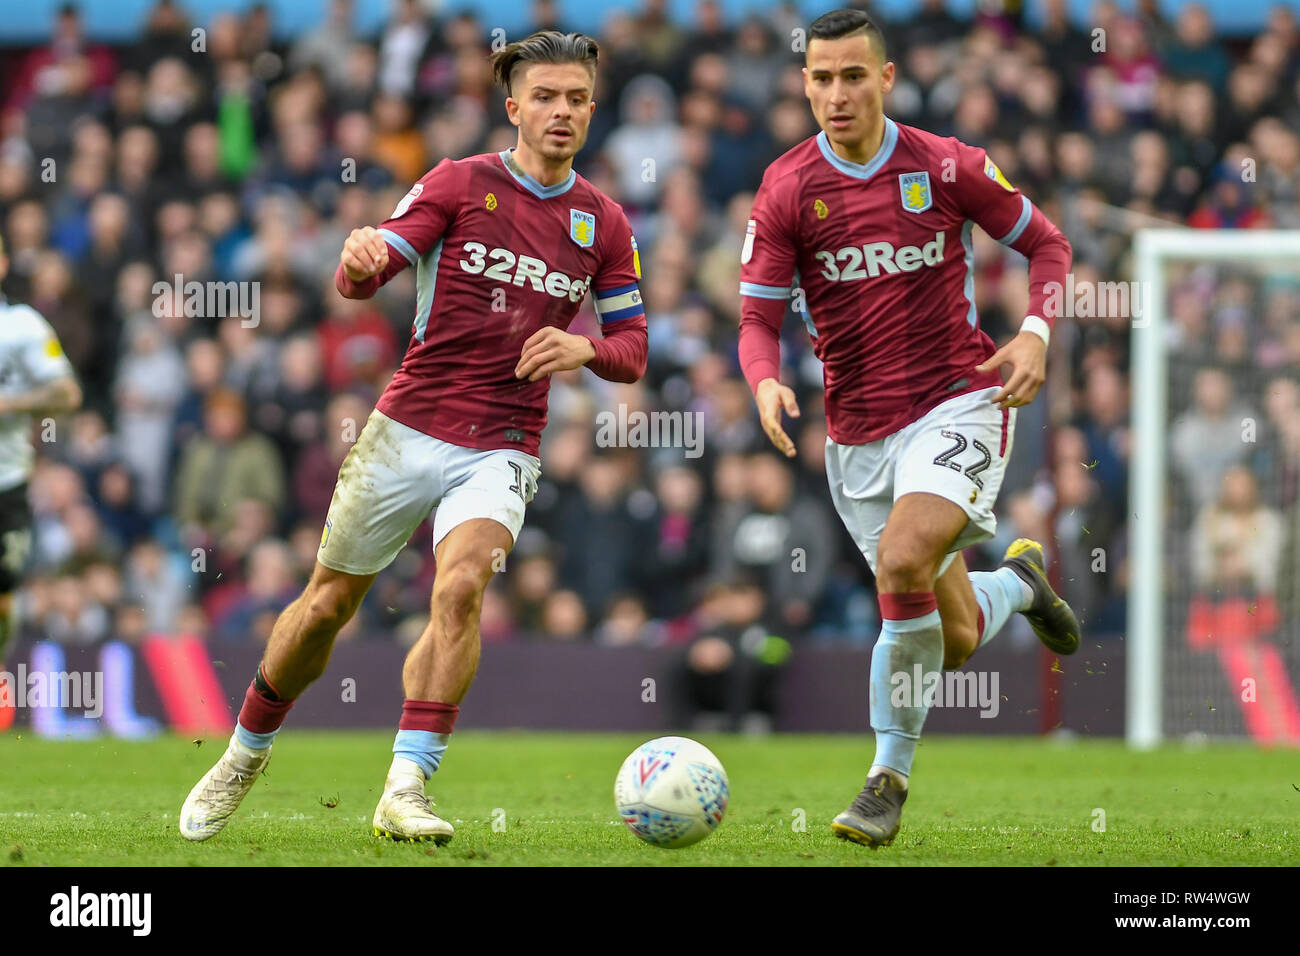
[372,758,454,844]
[179,737,272,841]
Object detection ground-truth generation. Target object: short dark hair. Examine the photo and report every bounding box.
[808,9,888,62]
[490,30,600,96]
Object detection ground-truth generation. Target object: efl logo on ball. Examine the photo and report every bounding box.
[614,736,729,849]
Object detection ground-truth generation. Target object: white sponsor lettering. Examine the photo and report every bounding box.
[816,232,946,282]
[457,242,589,301]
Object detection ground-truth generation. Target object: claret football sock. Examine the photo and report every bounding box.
[233,665,294,751]
[968,567,1032,649]
[389,700,459,783]
[869,592,944,781]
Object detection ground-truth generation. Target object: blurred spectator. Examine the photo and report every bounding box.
[317,288,399,391]
[1170,368,1256,512]
[552,452,646,616]
[1191,465,1284,597]
[1074,362,1130,504]
[601,74,684,210]
[42,574,112,646]
[94,461,152,548]
[724,17,785,114]
[289,0,357,91]
[377,0,431,98]
[678,579,790,733]
[541,589,588,640]
[1253,376,1300,510]
[115,315,186,513]
[1161,3,1232,92]
[634,0,684,73]
[639,465,710,619]
[214,538,300,643]
[173,387,285,543]
[595,593,655,646]
[5,3,118,159]
[713,453,834,634]
[124,539,189,634]
[1187,162,1273,229]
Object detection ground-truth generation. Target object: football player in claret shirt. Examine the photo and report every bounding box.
[180,31,647,844]
[738,9,1081,848]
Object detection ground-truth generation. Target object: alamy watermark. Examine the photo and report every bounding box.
[891,665,1000,718]
[1042,275,1152,325]
[0,665,103,718]
[49,886,151,936]
[595,404,704,459]
[152,274,260,327]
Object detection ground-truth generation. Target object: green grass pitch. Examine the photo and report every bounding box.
[2,731,1298,866]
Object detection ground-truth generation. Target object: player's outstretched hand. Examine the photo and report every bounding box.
[755,377,800,458]
[975,330,1047,410]
[515,327,597,382]
[341,227,389,282]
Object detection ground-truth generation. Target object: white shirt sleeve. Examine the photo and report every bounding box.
[13,305,75,385]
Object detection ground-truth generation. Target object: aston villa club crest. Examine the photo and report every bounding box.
[898,171,932,214]
[569,208,596,248]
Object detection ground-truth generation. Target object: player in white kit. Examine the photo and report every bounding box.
[0,234,83,671]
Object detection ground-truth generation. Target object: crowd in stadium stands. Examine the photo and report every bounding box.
[2,0,1299,655]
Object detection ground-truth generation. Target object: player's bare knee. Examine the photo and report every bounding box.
[432,564,486,632]
[875,546,936,594]
[303,581,360,634]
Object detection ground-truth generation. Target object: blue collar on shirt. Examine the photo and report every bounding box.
[498,149,577,199]
[815,116,898,181]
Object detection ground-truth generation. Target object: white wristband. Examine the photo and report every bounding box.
[1020,314,1050,347]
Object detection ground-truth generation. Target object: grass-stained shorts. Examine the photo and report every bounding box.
[317,410,540,576]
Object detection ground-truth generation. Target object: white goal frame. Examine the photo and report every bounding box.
[1128,229,1300,748]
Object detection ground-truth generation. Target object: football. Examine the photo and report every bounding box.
[614,736,729,848]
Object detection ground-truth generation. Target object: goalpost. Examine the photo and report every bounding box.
[1129,229,1300,748]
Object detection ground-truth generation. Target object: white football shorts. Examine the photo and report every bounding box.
[825,385,1016,576]
[317,409,540,576]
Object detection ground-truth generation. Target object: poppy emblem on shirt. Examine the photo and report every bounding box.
[485,192,498,211]
[570,209,596,248]
[899,172,932,214]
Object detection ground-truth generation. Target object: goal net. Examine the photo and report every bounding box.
[1130,229,1300,747]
